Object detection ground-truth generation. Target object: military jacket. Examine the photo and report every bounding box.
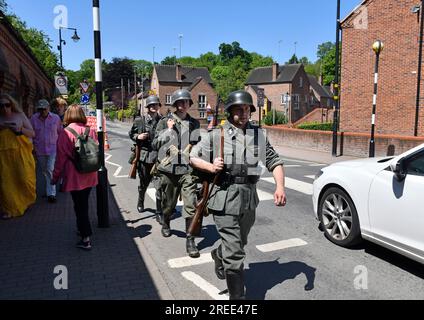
[129,113,162,164]
[152,112,200,175]
[190,121,284,214]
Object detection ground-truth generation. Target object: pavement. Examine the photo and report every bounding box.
[0,120,362,300]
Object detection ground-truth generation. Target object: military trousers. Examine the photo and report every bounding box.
[158,171,197,220]
[138,162,161,201]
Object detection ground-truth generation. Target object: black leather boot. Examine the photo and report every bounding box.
[137,186,145,213]
[161,216,171,237]
[226,270,245,300]
[155,196,163,225]
[211,247,225,280]
[186,219,200,258]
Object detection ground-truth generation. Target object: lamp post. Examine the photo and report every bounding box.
[92,0,109,227]
[332,0,341,157]
[178,34,183,59]
[57,26,80,69]
[415,1,424,136]
[369,40,384,158]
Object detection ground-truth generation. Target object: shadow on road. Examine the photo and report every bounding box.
[245,260,316,300]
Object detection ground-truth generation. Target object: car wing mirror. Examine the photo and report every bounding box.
[390,160,406,182]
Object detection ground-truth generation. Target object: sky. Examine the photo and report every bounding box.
[6,0,363,71]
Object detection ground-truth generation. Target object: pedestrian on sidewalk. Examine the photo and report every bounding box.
[50,97,68,125]
[190,90,287,299]
[128,95,163,223]
[0,93,36,219]
[152,89,201,258]
[30,99,63,203]
[51,105,98,250]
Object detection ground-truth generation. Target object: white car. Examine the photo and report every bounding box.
[313,143,424,264]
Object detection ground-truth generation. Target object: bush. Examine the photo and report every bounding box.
[297,122,333,131]
[263,111,287,126]
[117,110,123,121]
[109,110,117,121]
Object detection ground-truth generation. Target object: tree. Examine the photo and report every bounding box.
[219,41,252,66]
[317,42,335,61]
[286,54,299,64]
[6,14,60,78]
[321,45,338,86]
[299,56,311,65]
[250,53,274,69]
[0,0,7,12]
[161,56,177,65]
[103,57,135,89]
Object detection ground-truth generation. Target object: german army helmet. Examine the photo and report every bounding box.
[146,95,161,108]
[171,89,193,107]
[225,90,256,112]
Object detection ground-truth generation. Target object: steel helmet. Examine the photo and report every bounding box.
[225,90,256,112]
[171,89,193,107]
[146,95,161,108]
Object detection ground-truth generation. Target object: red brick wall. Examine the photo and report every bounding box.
[0,21,53,117]
[189,78,217,122]
[264,125,424,157]
[293,108,334,126]
[341,0,424,137]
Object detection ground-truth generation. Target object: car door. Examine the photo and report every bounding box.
[368,150,424,256]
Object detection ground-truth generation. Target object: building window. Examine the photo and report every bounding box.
[281,93,290,105]
[300,77,303,88]
[165,95,172,105]
[199,111,206,119]
[292,94,300,110]
[198,95,207,110]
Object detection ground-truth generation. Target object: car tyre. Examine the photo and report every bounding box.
[318,187,362,248]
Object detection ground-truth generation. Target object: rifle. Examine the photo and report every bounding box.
[129,143,141,179]
[188,124,224,237]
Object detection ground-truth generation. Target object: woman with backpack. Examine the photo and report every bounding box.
[51,104,98,250]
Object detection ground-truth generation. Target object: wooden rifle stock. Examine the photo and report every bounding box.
[188,127,224,237]
[129,144,141,179]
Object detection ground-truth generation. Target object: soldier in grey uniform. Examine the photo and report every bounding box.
[190,90,287,300]
[129,95,163,223]
[152,89,201,258]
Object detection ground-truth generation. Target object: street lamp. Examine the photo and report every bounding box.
[57,26,80,69]
[332,0,341,157]
[369,40,384,158]
[178,34,183,59]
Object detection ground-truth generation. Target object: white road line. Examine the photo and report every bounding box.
[146,188,184,206]
[284,164,302,168]
[305,175,315,180]
[168,253,213,269]
[309,163,326,167]
[181,271,229,300]
[261,177,313,195]
[257,189,275,201]
[105,153,128,178]
[256,238,308,253]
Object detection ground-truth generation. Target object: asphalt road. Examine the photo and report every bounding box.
[105,120,424,300]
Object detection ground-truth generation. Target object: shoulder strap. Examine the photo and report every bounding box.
[84,126,90,136]
[65,127,80,139]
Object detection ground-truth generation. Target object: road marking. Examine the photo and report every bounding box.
[257,189,275,201]
[146,188,184,206]
[283,164,302,168]
[105,153,128,178]
[261,177,313,195]
[305,175,315,180]
[168,253,213,268]
[256,238,308,253]
[181,271,229,300]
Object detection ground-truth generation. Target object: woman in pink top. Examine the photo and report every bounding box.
[51,105,98,250]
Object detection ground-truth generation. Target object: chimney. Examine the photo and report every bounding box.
[272,63,279,81]
[176,64,182,81]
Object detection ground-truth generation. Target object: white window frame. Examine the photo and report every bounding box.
[198,94,207,110]
[199,111,206,119]
[292,94,300,110]
[165,95,172,105]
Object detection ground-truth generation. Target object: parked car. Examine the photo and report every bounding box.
[313,143,424,264]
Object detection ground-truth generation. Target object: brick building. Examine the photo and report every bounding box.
[341,0,424,136]
[0,12,54,117]
[150,64,218,124]
[246,63,325,124]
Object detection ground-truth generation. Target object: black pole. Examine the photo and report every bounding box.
[369,51,381,158]
[415,1,424,136]
[58,28,63,69]
[93,0,109,227]
[332,0,341,156]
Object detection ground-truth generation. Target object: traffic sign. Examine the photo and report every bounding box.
[257,88,265,107]
[80,81,90,93]
[55,75,68,95]
[80,94,90,104]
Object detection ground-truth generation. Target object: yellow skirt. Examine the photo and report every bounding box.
[0,129,36,217]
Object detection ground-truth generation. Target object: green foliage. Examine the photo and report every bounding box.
[304,62,321,78]
[6,14,60,78]
[287,54,299,64]
[317,42,335,61]
[263,111,287,126]
[109,110,117,121]
[125,99,138,119]
[117,109,123,121]
[0,0,7,12]
[297,122,333,131]
[161,56,177,65]
[321,45,338,86]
